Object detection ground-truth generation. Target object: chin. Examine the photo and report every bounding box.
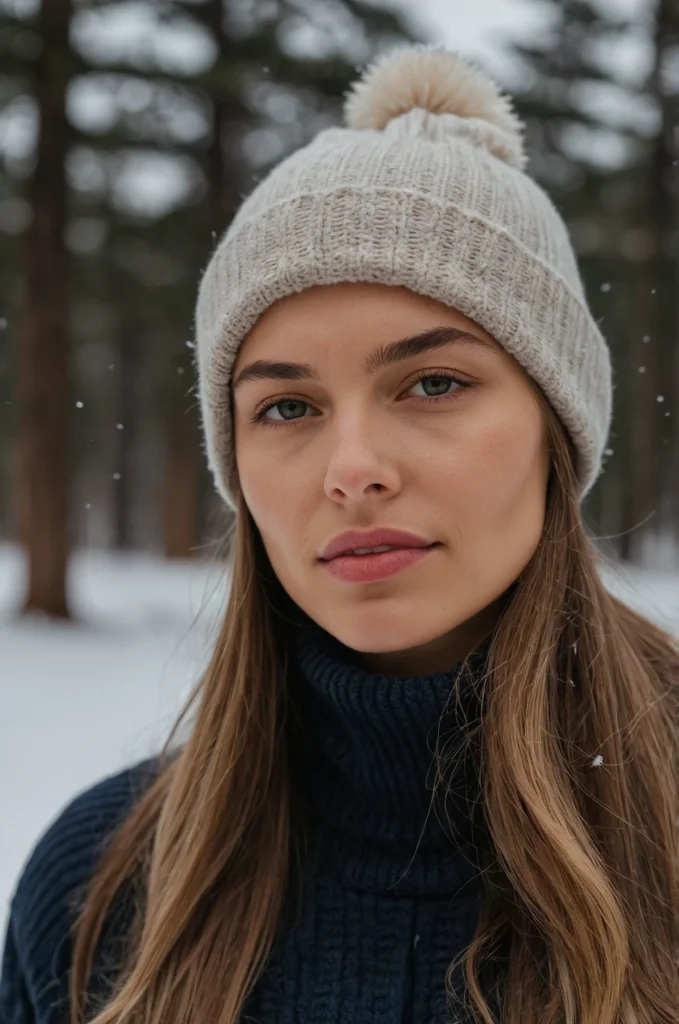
[322,608,449,656]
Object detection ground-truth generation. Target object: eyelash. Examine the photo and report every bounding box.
[250,370,474,427]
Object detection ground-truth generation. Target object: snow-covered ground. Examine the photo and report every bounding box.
[0,542,228,938]
[1,541,678,940]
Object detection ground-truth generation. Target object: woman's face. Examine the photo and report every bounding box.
[232,282,551,676]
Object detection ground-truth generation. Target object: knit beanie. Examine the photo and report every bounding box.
[194,42,613,511]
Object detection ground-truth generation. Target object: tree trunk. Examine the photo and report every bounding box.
[197,0,245,550]
[162,388,199,559]
[653,0,679,548]
[112,265,139,550]
[15,0,72,616]
[621,0,679,564]
[622,263,658,564]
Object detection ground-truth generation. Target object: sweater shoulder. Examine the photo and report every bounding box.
[2,758,160,1018]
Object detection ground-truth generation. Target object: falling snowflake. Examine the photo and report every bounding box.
[604,447,613,456]
[113,472,121,481]
[568,678,575,687]
[642,335,651,343]
[600,282,611,292]
[657,396,665,402]
[76,401,84,408]
[116,422,124,430]
[638,366,646,373]
[591,754,604,768]
[185,340,196,349]
[85,503,91,509]
[0,318,7,329]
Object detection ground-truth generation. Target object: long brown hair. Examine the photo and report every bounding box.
[69,393,679,1024]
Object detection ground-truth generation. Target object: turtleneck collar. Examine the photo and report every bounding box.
[286,622,490,898]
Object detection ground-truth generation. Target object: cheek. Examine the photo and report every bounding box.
[240,473,284,540]
[236,421,311,503]
[424,403,548,548]
[238,459,312,574]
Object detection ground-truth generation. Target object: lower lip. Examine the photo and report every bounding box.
[320,545,437,583]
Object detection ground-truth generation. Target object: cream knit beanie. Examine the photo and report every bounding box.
[194,43,613,511]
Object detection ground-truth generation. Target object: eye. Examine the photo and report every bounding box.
[252,398,313,425]
[251,371,474,427]
[408,371,469,400]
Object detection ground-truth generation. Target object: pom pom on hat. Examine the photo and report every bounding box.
[343,43,527,170]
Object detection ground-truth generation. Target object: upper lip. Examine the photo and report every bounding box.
[319,528,435,561]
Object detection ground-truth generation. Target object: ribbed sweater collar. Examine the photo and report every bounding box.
[287,623,490,897]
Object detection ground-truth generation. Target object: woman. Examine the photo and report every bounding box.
[2,42,679,1024]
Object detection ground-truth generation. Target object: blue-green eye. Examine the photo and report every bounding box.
[252,371,473,426]
[411,374,461,398]
[261,399,307,422]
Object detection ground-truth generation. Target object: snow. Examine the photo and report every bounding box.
[0,542,228,937]
[1,541,678,941]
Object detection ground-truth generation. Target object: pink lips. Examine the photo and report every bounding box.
[322,545,436,583]
[318,527,438,583]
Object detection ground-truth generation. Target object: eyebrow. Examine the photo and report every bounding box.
[231,325,495,391]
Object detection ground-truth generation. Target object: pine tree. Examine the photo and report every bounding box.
[14,0,73,615]
[506,0,677,564]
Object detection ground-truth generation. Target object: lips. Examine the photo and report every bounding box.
[322,545,437,583]
[319,528,434,562]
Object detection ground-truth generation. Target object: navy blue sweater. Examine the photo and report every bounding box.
[1,625,491,1023]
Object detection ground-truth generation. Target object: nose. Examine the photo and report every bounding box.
[323,417,401,504]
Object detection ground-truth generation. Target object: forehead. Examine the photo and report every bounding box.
[233,282,500,368]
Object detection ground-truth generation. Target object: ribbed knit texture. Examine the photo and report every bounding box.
[0,759,157,1024]
[1,626,490,1023]
[194,43,613,511]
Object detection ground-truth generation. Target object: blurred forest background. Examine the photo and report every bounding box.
[0,0,677,618]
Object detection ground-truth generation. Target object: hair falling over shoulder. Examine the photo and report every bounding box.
[69,391,679,1024]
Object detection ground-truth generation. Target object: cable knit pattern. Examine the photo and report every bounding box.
[1,626,491,1023]
[194,43,613,511]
